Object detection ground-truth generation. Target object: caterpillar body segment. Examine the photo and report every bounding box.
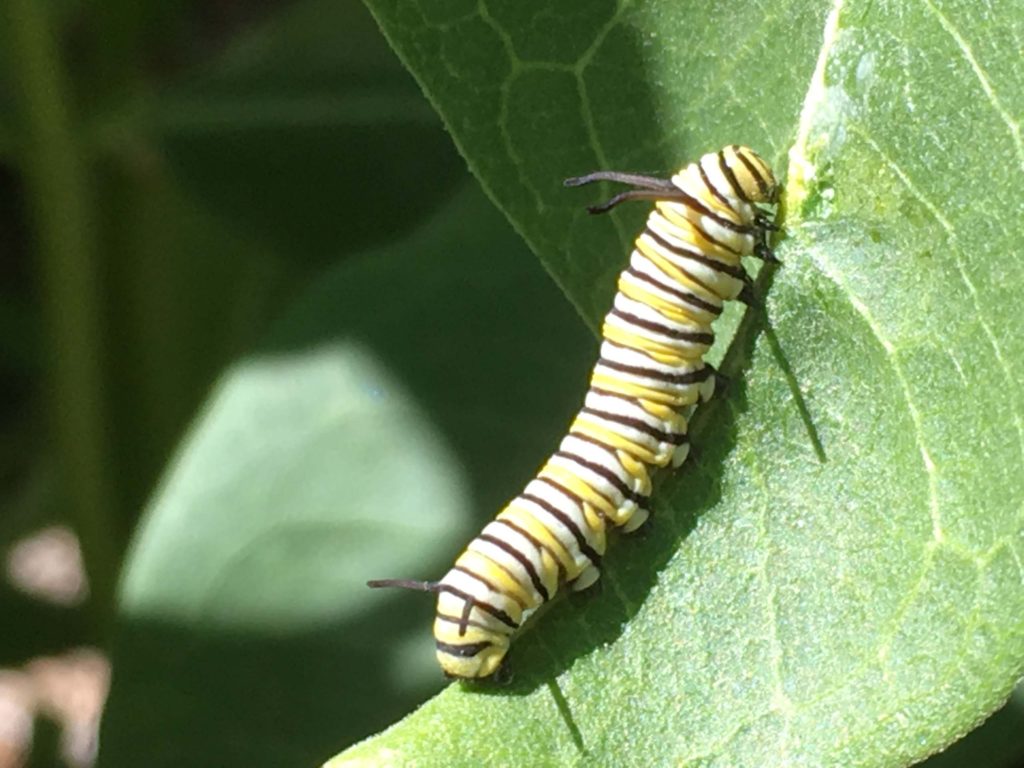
[369,145,779,679]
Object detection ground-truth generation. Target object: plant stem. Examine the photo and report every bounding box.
[4,0,121,634]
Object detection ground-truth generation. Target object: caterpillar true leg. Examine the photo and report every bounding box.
[737,283,761,308]
[754,243,780,263]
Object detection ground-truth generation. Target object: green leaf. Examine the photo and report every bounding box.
[330,0,1024,766]
[100,184,596,765]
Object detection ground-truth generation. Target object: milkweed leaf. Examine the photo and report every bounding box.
[330,0,1024,766]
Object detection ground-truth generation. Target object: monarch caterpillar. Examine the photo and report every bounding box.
[369,145,779,679]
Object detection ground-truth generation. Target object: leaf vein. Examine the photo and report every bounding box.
[812,255,944,550]
[748,455,794,759]
[855,128,1024,472]
[919,0,1024,172]
[475,0,547,215]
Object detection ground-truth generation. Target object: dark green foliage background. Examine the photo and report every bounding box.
[2,0,1023,767]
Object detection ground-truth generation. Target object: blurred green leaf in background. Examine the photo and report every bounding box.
[2,0,1024,767]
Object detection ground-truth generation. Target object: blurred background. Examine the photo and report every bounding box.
[0,0,472,763]
[2,0,609,763]
[2,1,1024,767]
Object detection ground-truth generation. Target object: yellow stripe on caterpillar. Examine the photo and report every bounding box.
[538,462,618,519]
[614,450,655,490]
[636,398,682,423]
[501,503,580,577]
[617,277,710,325]
[601,323,703,363]
[455,548,534,607]
[635,238,715,297]
[588,372,697,407]
[654,202,742,262]
[570,416,660,465]
[581,502,609,538]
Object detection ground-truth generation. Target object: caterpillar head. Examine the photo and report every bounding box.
[368,577,514,681]
[438,636,510,680]
[720,145,778,204]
